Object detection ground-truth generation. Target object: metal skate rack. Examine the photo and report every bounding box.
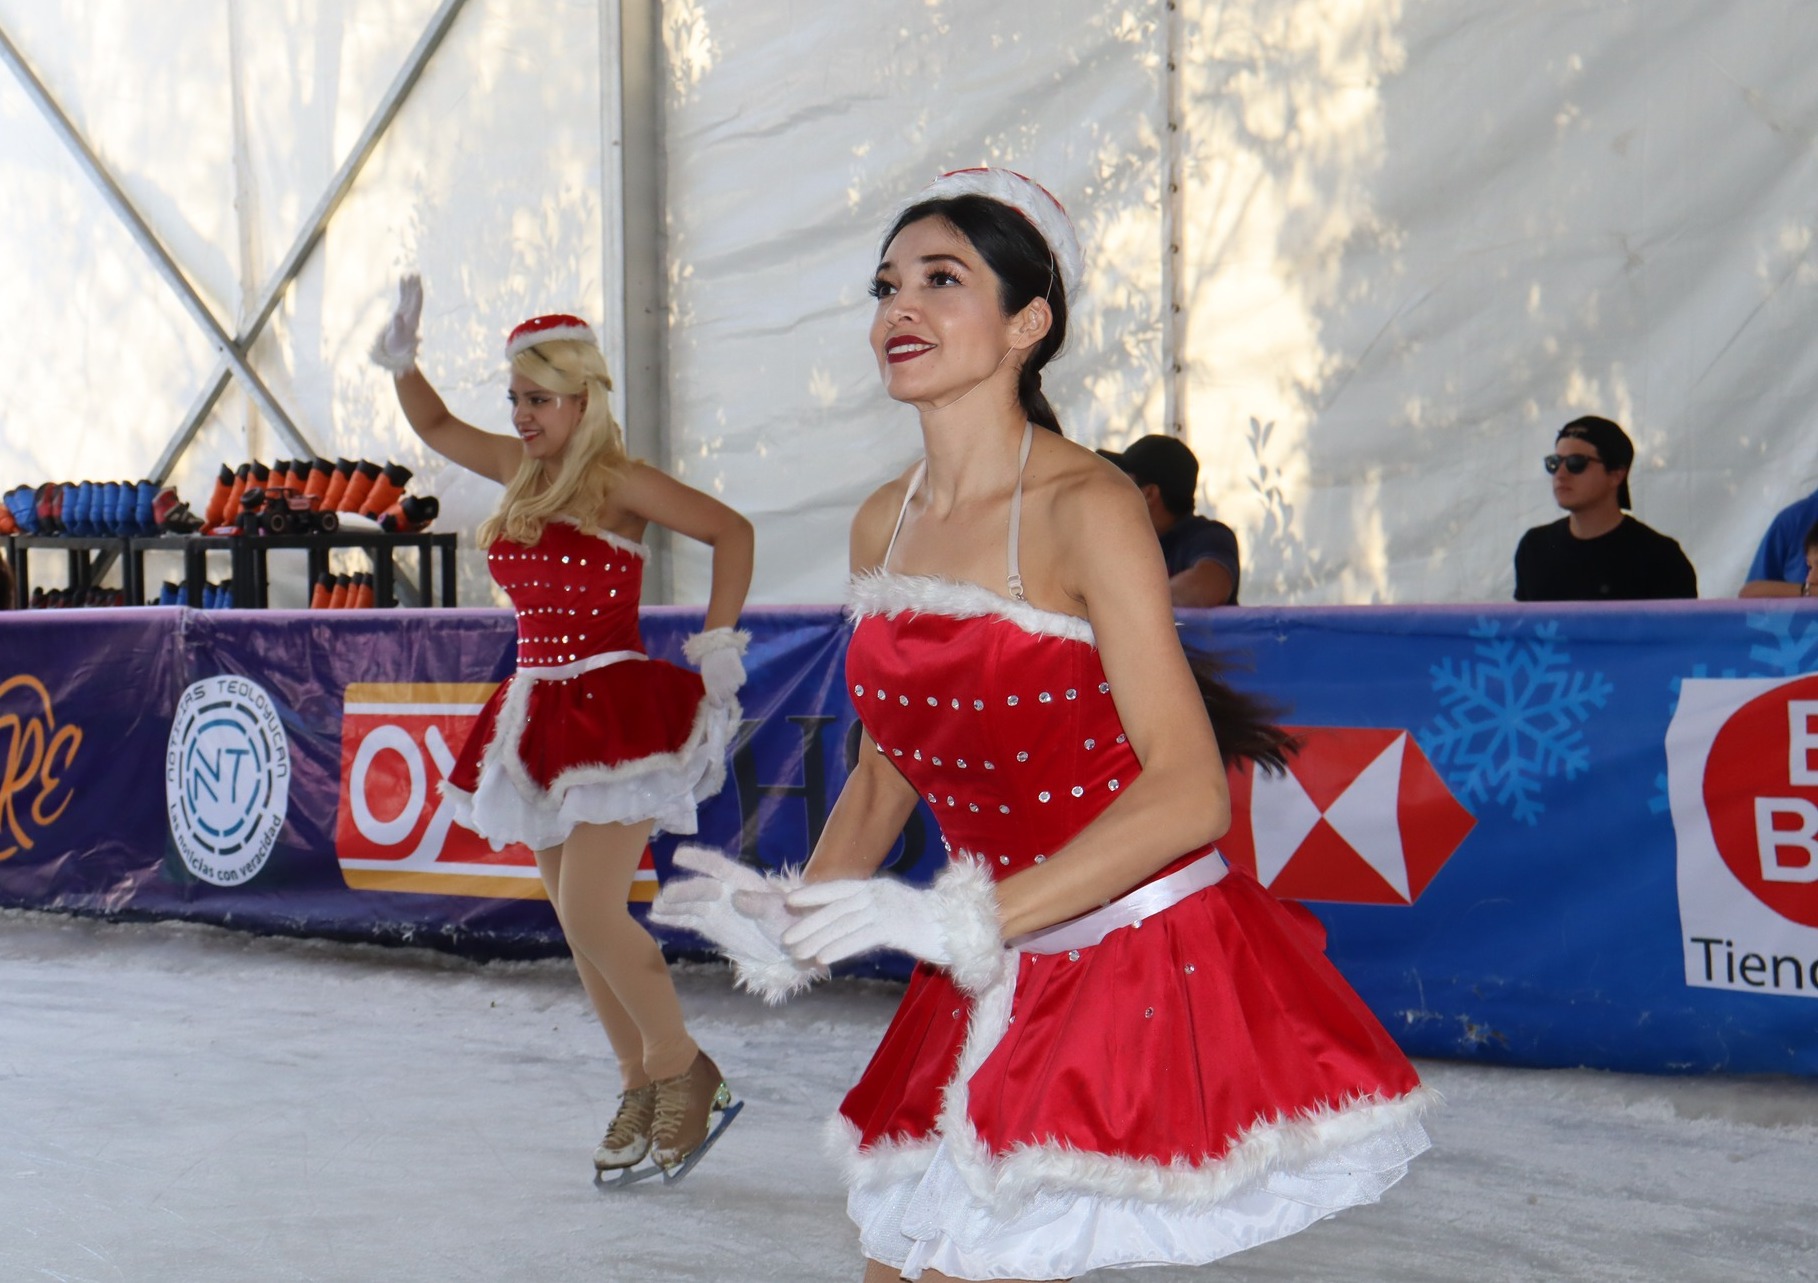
[129,531,459,609]
[4,535,142,608]
[4,531,458,609]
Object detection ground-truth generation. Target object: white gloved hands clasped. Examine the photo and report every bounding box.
[369,274,424,374]
[782,859,1008,995]
[648,845,822,1004]
[682,627,750,705]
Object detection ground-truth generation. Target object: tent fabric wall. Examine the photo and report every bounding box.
[1170,2,1818,604]
[5,2,1818,608]
[658,2,1171,605]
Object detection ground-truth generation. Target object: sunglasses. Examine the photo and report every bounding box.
[1544,454,1602,475]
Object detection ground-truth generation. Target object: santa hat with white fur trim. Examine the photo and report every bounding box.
[505,313,598,359]
[893,168,1084,301]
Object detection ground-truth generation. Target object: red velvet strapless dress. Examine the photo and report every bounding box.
[441,520,737,850]
[836,571,1433,1280]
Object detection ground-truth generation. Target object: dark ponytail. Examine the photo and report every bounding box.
[1186,650,1297,775]
[884,194,1068,434]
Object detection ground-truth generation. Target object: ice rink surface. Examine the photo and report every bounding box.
[3,909,1814,1283]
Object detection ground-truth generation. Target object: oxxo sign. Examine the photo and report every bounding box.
[334,682,547,899]
[1668,674,1818,998]
[333,682,658,903]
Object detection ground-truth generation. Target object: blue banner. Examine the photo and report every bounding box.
[3,599,1815,1075]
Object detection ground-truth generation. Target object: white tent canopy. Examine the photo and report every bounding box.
[4,0,1816,607]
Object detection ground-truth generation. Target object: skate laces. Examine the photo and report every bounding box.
[603,1083,656,1151]
[649,1056,723,1155]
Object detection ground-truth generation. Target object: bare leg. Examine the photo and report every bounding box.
[535,842,654,1091]
[544,819,699,1081]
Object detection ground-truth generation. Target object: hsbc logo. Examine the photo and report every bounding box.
[334,683,656,903]
[1668,676,1818,998]
[1217,727,1474,904]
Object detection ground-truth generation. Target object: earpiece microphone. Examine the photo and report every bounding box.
[928,345,1016,413]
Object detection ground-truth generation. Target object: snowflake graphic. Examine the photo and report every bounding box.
[1743,611,1818,676]
[1417,619,1613,826]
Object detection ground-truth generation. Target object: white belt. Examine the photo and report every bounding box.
[1010,852,1229,955]
[513,649,646,681]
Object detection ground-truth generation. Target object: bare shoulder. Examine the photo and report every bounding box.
[1022,438,1165,613]
[1041,438,1152,555]
[850,461,922,575]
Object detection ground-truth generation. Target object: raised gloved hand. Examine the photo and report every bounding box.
[369,274,424,374]
[782,859,1008,995]
[682,627,750,705]
[648,845,823,1004]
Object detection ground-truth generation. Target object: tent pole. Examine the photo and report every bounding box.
[0,23,317,461]
[1162,0,1186,440]
[149,0,476,484]
[617,0,672,603]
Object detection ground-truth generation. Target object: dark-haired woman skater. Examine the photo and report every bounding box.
[654,169,1432,1280]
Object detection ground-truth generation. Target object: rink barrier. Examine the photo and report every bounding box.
[2,600,1816,1076]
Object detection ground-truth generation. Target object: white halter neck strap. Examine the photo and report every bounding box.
[881,422,1036,601]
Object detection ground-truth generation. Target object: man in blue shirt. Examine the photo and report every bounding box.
[1740,490,1818,597]
[1101,434,1241,606]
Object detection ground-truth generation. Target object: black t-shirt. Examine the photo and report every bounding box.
[1159,514,1241,604]
[1513,516,1697,602]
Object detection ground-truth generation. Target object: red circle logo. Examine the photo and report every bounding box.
[1704,675,1818,928]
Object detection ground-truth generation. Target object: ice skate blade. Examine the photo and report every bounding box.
[657,1099,743,1186]
[595,1159,666,1190]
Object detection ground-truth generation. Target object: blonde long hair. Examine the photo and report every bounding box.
[478,338,633,547]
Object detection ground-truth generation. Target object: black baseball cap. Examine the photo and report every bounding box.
[1556,416,1634,509]
[1100,434,1199,515]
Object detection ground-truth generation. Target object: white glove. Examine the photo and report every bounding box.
[369,274,424,374]
[648,845,823,1004]
[782,859,1008,995]
[682,627,750,705]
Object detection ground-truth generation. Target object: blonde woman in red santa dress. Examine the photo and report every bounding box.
[371,286,753,1181]
[653,170,1434,1279]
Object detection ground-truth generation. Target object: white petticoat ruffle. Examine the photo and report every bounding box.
[850,1118,1430,1280]
[442,667,739,851]
[836,885,1436,1280]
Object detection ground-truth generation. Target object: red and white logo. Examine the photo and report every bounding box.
[1668,676,1818,998]
[1216,726,1474,904]
[334,682,656,902]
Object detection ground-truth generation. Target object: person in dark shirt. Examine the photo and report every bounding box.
[1513,415,1697,601]
[1100,434,1241,606]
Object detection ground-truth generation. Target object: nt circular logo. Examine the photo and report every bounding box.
[166,675,291,886]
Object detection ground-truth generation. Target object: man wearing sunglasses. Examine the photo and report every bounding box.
[1514,416,1698,601]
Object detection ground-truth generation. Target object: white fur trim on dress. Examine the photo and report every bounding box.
[441,678,738,849]
[826,1113,939,1192]
[681,626,751,663]
[929,858,1012,996]
[847,570,1095,645]
[551,517,651,559]
[832,926,1438,1219]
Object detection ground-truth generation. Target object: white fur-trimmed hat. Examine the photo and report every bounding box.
[505,313,598,359]
[891,168,1084,300]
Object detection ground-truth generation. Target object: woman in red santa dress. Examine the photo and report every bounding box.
[651,170,1433,1280]
[371,281,753,1180]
